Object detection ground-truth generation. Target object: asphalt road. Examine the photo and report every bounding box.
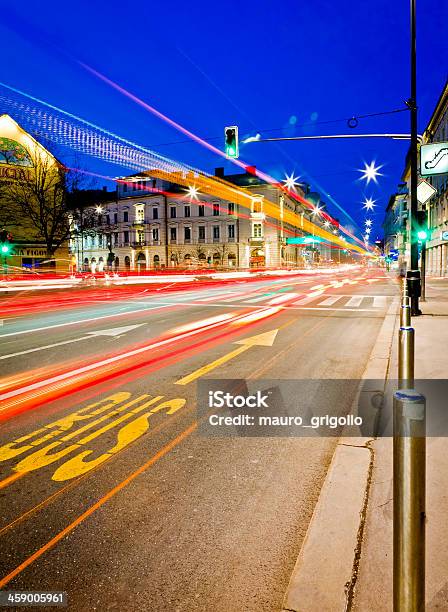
[0,267,399,611]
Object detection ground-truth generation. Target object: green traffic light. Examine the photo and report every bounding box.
[417,230,427,241]
[1,245,10,254]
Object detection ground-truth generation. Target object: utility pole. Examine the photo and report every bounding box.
[407,0,422,315]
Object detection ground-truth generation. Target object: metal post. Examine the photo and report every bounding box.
[420,241,426,301]
[398,326,415,388]
[408,0,421,313]
[400,303,411,328]
[393,388,426,611]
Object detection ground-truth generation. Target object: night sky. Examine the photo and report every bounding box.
[2,1,447,241]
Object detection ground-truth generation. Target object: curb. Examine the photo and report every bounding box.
[282,298,399,612]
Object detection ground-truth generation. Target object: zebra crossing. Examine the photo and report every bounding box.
[130,288,393,313]
[192,291,392,311]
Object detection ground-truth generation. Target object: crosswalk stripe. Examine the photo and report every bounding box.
[268,293,300,305]
[345,295,364,307]
[293,295,322,306]
[373,296,387,308]
[318,295,343,306]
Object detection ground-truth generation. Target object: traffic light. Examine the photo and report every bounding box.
[415,210,428,242]
[0,229,12,255]
[224,126,239,159]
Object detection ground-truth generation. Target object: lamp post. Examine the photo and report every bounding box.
[407,0,422,315]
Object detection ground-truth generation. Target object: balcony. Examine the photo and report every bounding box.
[198,237,205,243]
[131,241,148,248]
[249,236,264,245]
[132,220,147,228]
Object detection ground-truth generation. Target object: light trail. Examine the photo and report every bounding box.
[0,82,370,254]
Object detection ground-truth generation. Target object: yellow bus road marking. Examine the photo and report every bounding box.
[0,393,187,484]
[0,421,197,591]
[175,329,279,386]
[0,393,132,463]
[0,398,196,537]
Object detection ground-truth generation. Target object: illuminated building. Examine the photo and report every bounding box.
[73,166,336,271]
[0,114,69,272]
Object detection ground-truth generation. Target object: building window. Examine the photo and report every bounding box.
[184,205,191,217]
[253,223,263,238]
[123,183,128,193]
[228,224,235,239]
[198,205,205,217]
[213,203,220,216]
[213,225,220,241]
[170,206,176,218]
[198,226,205,241]
[153,208,159,220]
[114,232,118,245]
[170,227,177,241]
[123,211,129,222]
[228,202,235,215]
[136,207,144,221]
[123,230,129,244]
[137,230,144,244]
[152,228,159,242]
[184,227,191,241]
[252,200,262,213]
[114,213,118,224]
[97,214,102,225]
[106,215,110,225]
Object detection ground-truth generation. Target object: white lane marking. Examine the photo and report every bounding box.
[0,324,145,361]
[221,293,261,302]
[0,309,262,404]
[0,304,171,339]
[317,295,342,306]
[292,294,323,306]
[373,296,387,308]
[268,293,300,305]
[345,295,364,307]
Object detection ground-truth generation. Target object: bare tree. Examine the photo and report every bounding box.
[0,151,73,258]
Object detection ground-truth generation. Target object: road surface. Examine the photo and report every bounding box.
[0,267,398,611]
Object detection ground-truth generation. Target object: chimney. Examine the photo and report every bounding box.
[215,167,225,178]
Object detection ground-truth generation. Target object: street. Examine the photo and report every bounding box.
[0,268,397,611]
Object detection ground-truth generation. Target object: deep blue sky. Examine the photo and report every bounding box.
[2,1,447,241]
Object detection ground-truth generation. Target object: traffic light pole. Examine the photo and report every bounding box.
[408,0,422,316]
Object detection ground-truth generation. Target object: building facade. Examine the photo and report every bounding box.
[0,114,69,272]
[72,167,338,272]
[422,81,448,276]
[385,80,448,276]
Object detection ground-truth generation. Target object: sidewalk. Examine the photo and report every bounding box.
[282,278,448,612]
[353,279,448,611]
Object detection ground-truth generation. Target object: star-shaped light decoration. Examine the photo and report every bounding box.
[365,219,373,227]
[311,204,322,216]
[323,220,331,228]
[186,185,199,200]
[358,160,383,184]
[365,227,371,235]
[362,197,377,211]
[283,172,302,192]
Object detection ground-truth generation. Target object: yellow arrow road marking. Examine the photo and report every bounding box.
[175,328,279,386]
